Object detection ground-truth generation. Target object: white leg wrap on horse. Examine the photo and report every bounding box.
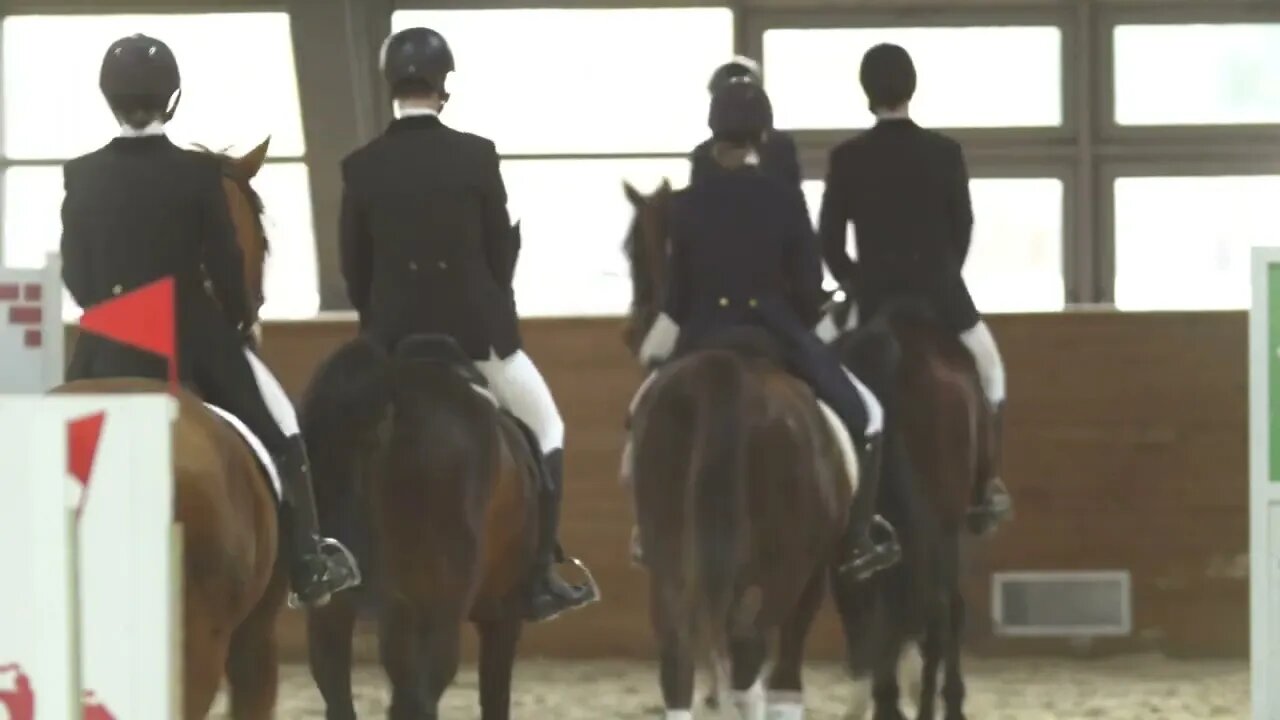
[733,679,767,720]
[843,369,884,437]
[844,678,872,720]
[242,347,299,435]
[475,349,565,452]
[663,711,693,720]
[766,702,805,720]
[959,320,1006,405]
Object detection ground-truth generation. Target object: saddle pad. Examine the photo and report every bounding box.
[814,399,860,497]
[202,403,282,502]
[621,372,859,497]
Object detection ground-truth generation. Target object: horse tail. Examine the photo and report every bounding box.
[682,353,749,654]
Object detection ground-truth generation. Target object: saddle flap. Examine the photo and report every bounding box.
[393,334,488,387]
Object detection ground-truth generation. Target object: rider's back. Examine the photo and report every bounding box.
[669,170,822,344]
[62,138,248,382]
[342,116,517,357]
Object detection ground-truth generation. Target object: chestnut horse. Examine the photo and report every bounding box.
[301,330,558,720]
[623,180,856,718]
[52,139,287,719]
[823,296,996,720]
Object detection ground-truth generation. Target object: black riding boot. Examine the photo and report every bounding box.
[837,433,902,581]
[969,403,1014,535]
[276,434,362,608]
[527,449,600,622]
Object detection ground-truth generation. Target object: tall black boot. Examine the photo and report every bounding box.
[276,434,362,608]
[837,433,902,581]
[969,403,1014,535]
[526,449,600,622]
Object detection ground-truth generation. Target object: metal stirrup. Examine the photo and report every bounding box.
[562,555,602,604]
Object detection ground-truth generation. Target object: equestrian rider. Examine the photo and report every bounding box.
[817,43,1012,527]
[689,56,801,187]
[640,78,902,581]
[60,34,360,608]
[338,27,598,622]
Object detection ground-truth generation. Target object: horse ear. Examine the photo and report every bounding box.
[236,137,271,179]
[658,177,672,194]
[623,181,644,207]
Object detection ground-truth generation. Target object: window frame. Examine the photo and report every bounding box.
[1098,157,1280,307]
[744,5,1078,146]
[0,7,316,316]
[1096,4,1280,147]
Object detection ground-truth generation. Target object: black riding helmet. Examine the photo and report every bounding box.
[859,43,917,112]
[707,55,762,95]
[381,27,455,97]
[99,34,181,121]
[708,78,771,144]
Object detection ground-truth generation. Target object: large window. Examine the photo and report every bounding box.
[1,13,317,319]
[1114,175,1280,311]
[391,9,732,155]
[763,26,1063,130]
[391,8,733,316]
[802,177,1064,312]
[1114,24,1280,126]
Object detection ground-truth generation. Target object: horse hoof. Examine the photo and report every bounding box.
[704,692,720,710]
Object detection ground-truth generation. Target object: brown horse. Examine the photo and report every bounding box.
[301,333,549,720]
[623,180,856,718]
[823,296,995,720]
[51,139,287,719]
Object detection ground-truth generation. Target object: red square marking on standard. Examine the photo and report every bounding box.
[9,306,41,324]
[23,284,42,301]
[24,329,41,348]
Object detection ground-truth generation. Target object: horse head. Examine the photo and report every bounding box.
[621,178,674,358]
[195,137,272,341]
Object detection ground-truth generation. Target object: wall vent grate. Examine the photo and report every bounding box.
[991,570,1132,637]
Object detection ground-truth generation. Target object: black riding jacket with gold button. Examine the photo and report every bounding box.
[663,166,824,354]
[340,114,521,359]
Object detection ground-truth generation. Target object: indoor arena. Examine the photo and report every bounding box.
[0,1,1274,719]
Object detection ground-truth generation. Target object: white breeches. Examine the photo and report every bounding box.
[959,320,1006,406]
[475,349,565,453]
[243,347,299,435]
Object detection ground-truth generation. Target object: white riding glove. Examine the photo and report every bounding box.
[639,313,680,367]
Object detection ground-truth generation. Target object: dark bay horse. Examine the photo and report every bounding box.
[53,139,287,719]
[301,334,544,720]
[623,181,856,718]
[823,296,995,720]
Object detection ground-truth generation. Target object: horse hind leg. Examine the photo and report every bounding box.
[183,598,232,720]
[652,582,696,719]
[477,616,523,720]
[870,637,907,720]
[915,623,942,720]
[940,589,967,720]
[728,633,768,720]
[224,574,287,720]
[379,601,430,720]
[307,590,359,720]
[766,571,826,719]
[418,612,463,719]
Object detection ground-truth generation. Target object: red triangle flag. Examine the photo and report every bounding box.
[78,276,177,390]
[68,412,106,518]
